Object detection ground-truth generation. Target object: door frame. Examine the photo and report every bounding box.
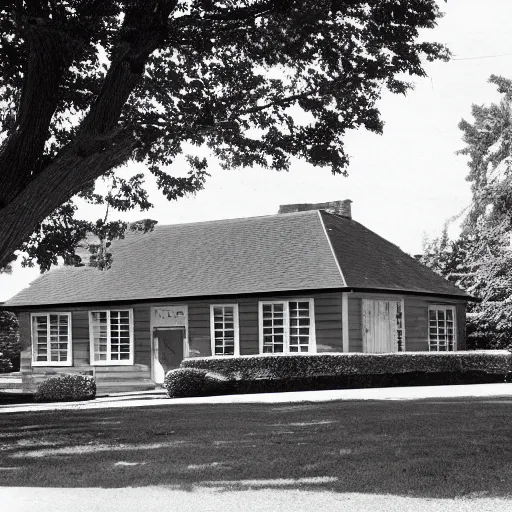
[361,298,405,353]
[150,306,189,383]
[153,326,186,382]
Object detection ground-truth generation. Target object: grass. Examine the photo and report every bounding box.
[1,398,512,498]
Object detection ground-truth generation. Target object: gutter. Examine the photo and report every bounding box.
[344,287,477,302]
[2,285,476,311]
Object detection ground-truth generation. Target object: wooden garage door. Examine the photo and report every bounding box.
[362,299,399,353]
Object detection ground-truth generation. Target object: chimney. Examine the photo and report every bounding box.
[278,199,352,219]
[72,233,101,267]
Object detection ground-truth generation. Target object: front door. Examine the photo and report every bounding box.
[153,328,185,383]
[362,300,401,353]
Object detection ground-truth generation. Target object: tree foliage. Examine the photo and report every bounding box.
[0,0,449,270]
[419,227,470,286]
[457,76,512,349]
[422,76,512,349]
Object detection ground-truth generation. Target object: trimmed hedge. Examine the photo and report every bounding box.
[180,352,512,395]
[164,368,230,398]
[34,374,96,403]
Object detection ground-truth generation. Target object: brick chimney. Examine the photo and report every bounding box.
[278,199,352,219]
[73,234,101,267]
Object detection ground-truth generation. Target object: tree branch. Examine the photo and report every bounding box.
[0,128,138,268]
[0,13,74,206]
[0,0,181,267]
[236,92,313,116]
[79,0,178,136]
[173,0,285,28]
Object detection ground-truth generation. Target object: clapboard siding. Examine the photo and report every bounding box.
[347,297,362,352]
[404,296,467,352]
[180,291,344,357]
[238,300,259,355]
[133,305,151,367]
[71,310,90,364]
[12,289,466,392]
[15,305,152,392]
[403,299,428,351]
[456,303,466,350]
[348,292,467,352]
[188,303,211,357]
[314,293,343,352]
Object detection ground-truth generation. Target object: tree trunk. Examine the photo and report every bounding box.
[0,130,137,269]
[0,19,75,206]
[0,0,179,269]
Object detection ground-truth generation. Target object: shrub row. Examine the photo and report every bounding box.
[182,352,512,378]
[34,374,96,403]
[168,352,512,397]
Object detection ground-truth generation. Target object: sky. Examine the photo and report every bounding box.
[1,0,512,301]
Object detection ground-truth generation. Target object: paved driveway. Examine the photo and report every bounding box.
[2,383,512,414]
[2,486,511,512]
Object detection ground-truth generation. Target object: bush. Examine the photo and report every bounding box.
[34,374,96,403]
[0,311,20,372]
[181,352,512,394]
[164,367,231,398]
[0,355,12,373]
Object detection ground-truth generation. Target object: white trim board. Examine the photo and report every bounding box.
[341,292,349,353]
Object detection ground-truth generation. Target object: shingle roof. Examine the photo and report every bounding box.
[4,209,469,307]
[320,210,468,297]
[4,211,344,307]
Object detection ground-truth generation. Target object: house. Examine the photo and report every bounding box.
[2,200,470,394]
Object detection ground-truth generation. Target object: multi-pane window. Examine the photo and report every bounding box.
[260,300,315,354]
[89,310,133,364]
[289,302,312,352]
[428,306,456,351]
[210,305,239,356]
[31,313,71,366]
[261,303,285,353]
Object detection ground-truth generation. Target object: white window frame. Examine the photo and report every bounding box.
[88,309,134,366]
[258,299,316,354]
[209,304,240,356]
[31,312,72,367]
[428,305,457,352]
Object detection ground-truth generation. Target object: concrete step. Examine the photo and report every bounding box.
[96,383,158,396]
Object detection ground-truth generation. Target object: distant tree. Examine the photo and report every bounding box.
[0,0,449,271]
[458,75,512,237]
[418,227,471,287]
[429,75,512,349]
[0,311,20,372]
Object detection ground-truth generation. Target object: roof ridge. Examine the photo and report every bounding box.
[147,209,321,230]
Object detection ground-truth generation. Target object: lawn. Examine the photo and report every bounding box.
[1,398,512,498]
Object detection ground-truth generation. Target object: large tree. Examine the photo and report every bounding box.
[0,0,448,270]
[420,75,512,349]
[455,75,512,349]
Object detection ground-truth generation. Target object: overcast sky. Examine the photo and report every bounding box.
[1,0,511,302]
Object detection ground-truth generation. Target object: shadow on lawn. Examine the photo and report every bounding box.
[1,399,512,499]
